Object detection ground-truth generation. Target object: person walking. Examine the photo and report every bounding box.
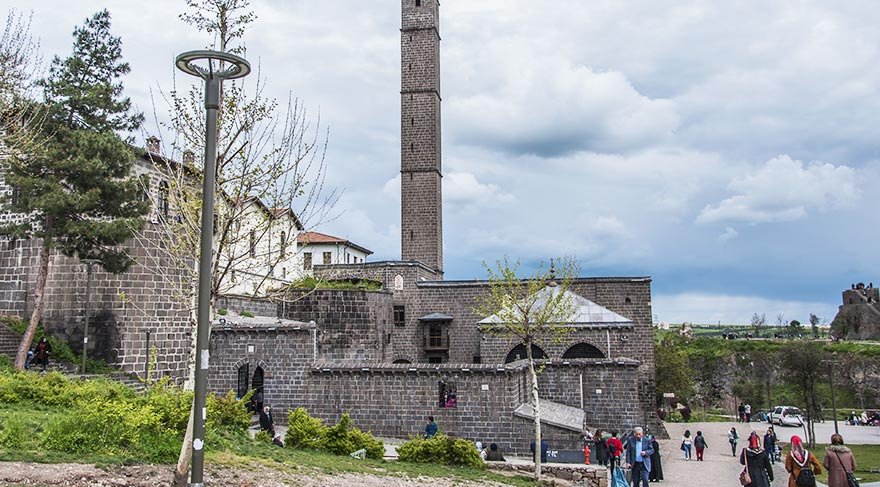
[681,430,693,460]
[693,431,708,461]
[424,416,438,438]
[738,403,746,422]
[594,429,610,466]
[625,427,653,487]
[822,434,856,487]
[728,427,740,456]
[785,435,822,487]
[648,433,664,482]
[739,432,774,487]
[608,430,624,473]
[763,427,777,465]
[745,403,752,423]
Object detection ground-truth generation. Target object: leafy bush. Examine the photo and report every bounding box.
[398,434,484,468]
[216,308,228,316]
[240,310,255,318]
[324,414,384,460]
[286,407,328,450]
[207,389,251,433]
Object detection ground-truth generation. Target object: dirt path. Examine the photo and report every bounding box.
[661,422,788,487]
[0,461,512,487]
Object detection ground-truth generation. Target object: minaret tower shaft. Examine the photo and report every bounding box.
[400,0,443,274]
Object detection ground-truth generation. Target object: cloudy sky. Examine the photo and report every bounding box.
[4,0,878,325]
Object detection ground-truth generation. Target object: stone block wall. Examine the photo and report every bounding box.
[280,289,394,363]
[0,227,193,381]
[208,324,315,409]
[216,294,277,317]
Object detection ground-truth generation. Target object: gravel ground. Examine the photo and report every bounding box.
[0,461,514,487]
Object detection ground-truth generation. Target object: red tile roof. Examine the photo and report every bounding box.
[297,231,373,255]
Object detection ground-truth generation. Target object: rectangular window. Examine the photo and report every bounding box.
[323,252,332,265]
[279,231,287,257]
[249,230,256,258]
[438,381,456,408]
[472,355,481,364]
[393,305,405,327]
[303,252,312,270]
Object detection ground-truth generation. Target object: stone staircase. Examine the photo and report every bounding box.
[0,322,21,357]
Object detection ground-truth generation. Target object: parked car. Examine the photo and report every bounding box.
[769,406,804,426]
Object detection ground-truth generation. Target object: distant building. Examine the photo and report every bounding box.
[296,231,373,275]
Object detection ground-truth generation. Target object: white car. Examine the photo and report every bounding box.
[769,406,804,426]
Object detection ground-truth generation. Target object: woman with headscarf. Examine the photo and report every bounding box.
[785,435,822,487]
[648,433,664,482]
[739,432,774,487]
[822,434,856,487]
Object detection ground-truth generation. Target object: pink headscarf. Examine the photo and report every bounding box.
[790,435,805,464]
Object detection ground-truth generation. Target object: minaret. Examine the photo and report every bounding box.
[401,0,443,274]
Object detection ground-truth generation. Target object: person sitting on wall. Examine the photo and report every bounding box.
[486,442,505,462]
[33,337,51,372]
[424,416,438,438]
[259,405,275,438]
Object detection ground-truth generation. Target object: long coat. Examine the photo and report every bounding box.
[649,438,664,481]
[785,450,822,487]
[740,448,774,487]
[822,445,856,487]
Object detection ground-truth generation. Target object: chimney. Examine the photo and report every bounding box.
[146,136,161,154]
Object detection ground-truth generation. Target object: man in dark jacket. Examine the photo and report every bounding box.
[763,427,777,464]
[625,427,654,487]
[259,405,275,438]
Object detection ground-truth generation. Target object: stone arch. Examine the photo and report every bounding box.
[504,343,547,364]
[562,342,606,359]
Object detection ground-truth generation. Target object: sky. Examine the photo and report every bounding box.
[3,0,878,325]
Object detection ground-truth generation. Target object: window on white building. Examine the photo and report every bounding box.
[323,252,332,265]
[303,252,312,270]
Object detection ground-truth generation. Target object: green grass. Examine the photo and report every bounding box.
[211,436,535,486]
[282,276,384,292]
[781,444,880,484]
[0,401,535,486]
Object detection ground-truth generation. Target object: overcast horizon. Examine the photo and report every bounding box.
[3,0,877,325]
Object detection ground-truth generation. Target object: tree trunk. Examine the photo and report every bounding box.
[173,406,195,487]
[527,344,542,481]
[14,241,50,370]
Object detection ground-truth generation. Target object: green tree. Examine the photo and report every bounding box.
[476,257,577,480]
[781,342,823,448]
[0,10,148,370]
[750,312,766,337]
[809,313,820,338]
[654,336,693,406]
[787,319,803,338]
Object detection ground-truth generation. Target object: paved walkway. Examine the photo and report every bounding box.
[661,422,880,487]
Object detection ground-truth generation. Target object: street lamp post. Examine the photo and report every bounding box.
[175,50,250,487]
[81,258,100,374]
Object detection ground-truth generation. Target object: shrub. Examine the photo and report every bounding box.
[398,434,484,468]
[240,310,255,318]
[216,308,228,316]
[286,407,328,450]
[324,414,384,460]
[348,426,384,460]
[207,389,251,433]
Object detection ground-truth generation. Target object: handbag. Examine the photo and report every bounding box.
[739,449,752,486]
[833,450,860,487]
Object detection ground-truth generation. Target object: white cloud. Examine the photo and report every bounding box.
[447,60,679,157]
[717,227,739,242]
[444,172,513,205]
[654,292,838,325]
[697,155,860,224]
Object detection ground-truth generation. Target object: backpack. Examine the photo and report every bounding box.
[607,439,620,456]
[796,466,817,487]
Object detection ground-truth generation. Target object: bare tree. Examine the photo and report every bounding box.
[134,1,337,484]
[0,10,43,163]
[476,257,577,480]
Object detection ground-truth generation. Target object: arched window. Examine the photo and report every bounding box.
[504,344,547,364]
[562,342,606,359]
[252,366,264,397]
[393,359,412,364]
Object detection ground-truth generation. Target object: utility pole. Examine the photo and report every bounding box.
[81,258,100,374]
[175,49,250,487]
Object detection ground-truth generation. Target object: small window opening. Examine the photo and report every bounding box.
[416,0,421,7]
[410,230,414,240]
[439,381,457,408]
[472,355,481,364]
[394,305,406,326]
[625,297,632,304]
